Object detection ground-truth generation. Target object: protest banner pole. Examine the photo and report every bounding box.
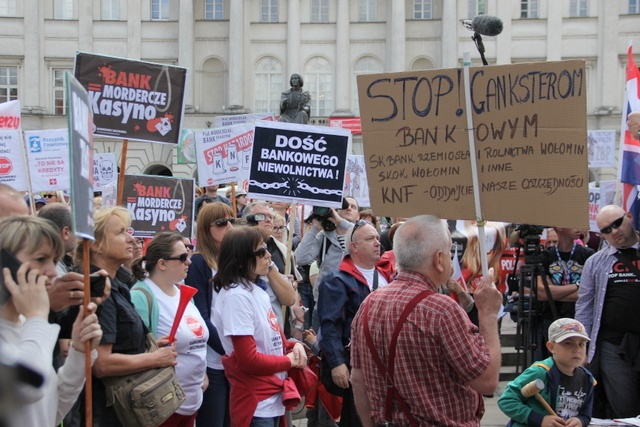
[462,51,488,277]
[82,239,93,426]
[18,130,37,216]
[283,201,296,317]
[117,139,128,205]
[230,183,237,218]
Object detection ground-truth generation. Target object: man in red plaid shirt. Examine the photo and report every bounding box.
[350,215,503,427]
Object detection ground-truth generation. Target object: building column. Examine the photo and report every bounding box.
[22,0,41,111]
[179,0,195,109]
[440,0,457,68]
[546,0,562,61]
[286,0,301,79]
[78,0,93,52]
[494,0,511,65]
[333,0,351,115]
[127,2,142,59]
[598,1,620,110]
[228,0,244,109]
[387,1,405,72]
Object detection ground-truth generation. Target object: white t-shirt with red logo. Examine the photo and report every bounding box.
[213,281,286,418]
[147,279,209,415]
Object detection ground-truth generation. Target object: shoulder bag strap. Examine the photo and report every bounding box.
[362,289,433,427]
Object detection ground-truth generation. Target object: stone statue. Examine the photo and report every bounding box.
[279,73,311,124]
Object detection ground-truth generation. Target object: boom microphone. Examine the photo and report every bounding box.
[461,15,503,37]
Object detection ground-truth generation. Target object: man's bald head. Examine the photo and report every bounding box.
[0,184,29,217]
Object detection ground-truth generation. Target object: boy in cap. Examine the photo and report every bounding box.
[498,318,596,427]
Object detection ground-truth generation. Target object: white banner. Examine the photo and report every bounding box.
[0,100,28,191]
[344,155,371,208]
[24,129,70,192]
[214,113,274,128]
[195,123,254,187]
[588,130,616,168]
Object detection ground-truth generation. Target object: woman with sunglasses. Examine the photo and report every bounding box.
[184,201,236,427]
[130,231,208,427]
[82,207,179,426]
[213,226,307,427]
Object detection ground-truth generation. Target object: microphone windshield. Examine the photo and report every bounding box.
[471,15,503,37]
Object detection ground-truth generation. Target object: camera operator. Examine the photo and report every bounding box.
[536,227,594,359]
[295,197,359,331]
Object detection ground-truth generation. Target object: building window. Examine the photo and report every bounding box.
[468,0,486,18]
[101,0,120,20]
[151,0,169,20]
[570,0,588,17]
[205,0,223,20]
[53,69,71,115]
[630,0,640,14]
[260,0,278,22]
[520,0,539,18]
[54,0,73,19]
[359,0,376,22]
[413,0,432,20]
[311,0,329,23]
[0,0,16,17]
[254,57,283,114]
[0,66,18,103]
[353,56,383,115]
[304,57,333,117]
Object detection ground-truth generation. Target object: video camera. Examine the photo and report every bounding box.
[511,224,545,257]
[305,198,350,232]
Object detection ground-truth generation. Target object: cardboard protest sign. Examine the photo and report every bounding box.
[358,60,588,229]
[249,120,350,207]
[587,130,616,168]
[195,123,254,186]
[74,52,187,144]
[344,155,370,208]
[66,72,95,240]
[123,174,194,238]
[24,129,70,192]
[0,100,28,191]
[214,113,274,127]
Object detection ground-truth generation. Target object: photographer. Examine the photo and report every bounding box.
[536,227,594,358]
[295,197,359,332]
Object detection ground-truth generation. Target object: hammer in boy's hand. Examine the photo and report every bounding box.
[521,379,557,417]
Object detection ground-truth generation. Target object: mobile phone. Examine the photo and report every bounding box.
[90,274,107,298]
[0,248,23,305]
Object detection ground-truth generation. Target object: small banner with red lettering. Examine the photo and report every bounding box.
[24,129,70,192]
[74,52,187,144]
[0,100,28,190]
[123,174,194,238]
[194,123,254,187]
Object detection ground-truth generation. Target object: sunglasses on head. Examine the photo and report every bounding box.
[185,244,195,251]
[164,253,190,263]
[600,214,626,234]
[350,219,371,241]
[214,217,236,227]
[253,246,269,258]
[252,213,272,222]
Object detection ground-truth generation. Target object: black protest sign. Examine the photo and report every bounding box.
[123,175,194,238]
[357,60,588,229]
[66,72,95,240]
[249,121,350,207]
[74,52,187,144]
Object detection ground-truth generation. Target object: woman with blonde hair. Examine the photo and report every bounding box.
[184,202,236,427]
[81,206,179,426]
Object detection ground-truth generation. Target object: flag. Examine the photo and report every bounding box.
[619,43,640,229]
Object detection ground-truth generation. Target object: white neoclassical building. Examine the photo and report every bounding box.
[1,0,639,181]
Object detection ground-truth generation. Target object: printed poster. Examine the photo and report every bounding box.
[74,52,187,144]
[0,100,28,191]
[343,155,370,208]
[24,129,70,192]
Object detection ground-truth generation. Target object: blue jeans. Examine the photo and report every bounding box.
[298,281,314,330]
[250,416,280,427]
[196,368,230,427]
[599,340,640,418]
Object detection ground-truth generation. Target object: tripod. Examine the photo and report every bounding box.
[513,246,558,373]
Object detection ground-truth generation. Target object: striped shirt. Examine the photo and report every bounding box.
[351,270,490,427]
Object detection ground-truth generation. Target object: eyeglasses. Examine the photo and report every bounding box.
[600,214,626,234]
[213,217,236,227]
[253,246,270,258]
[43,194,56,199]
[273,226,286,232]
[164,253,190,263]
[350,219,370,241]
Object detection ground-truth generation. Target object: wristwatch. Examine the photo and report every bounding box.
[268,261,276,273]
